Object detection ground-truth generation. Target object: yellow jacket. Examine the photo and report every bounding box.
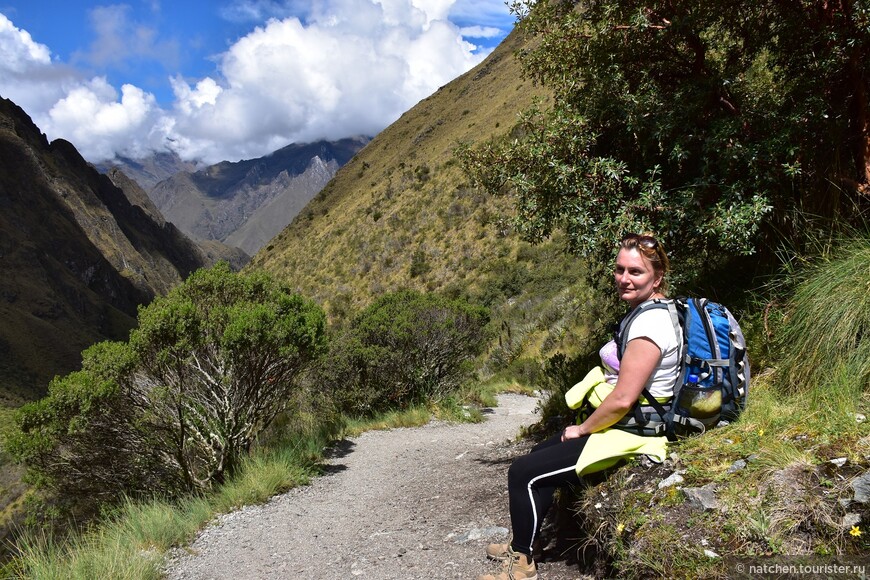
[563,366,669,475]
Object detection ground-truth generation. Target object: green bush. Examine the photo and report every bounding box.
[458,0,870,284]
[9,341,180,507]
[409,248,430,278]
[8,263,327,512]
[317,290,489,416]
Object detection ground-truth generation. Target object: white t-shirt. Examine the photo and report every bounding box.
[623,302,682,400]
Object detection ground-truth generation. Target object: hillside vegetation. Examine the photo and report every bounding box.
[248,29,614,378]
[3,2,869,578]
[248,0,870,575]
[250,29,553,309]
[0,98,212,403]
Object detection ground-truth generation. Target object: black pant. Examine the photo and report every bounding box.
[507,433,587,556]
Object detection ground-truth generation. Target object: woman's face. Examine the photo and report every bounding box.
[614,248,663,308]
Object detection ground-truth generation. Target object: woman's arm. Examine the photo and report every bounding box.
[562,337,661,440]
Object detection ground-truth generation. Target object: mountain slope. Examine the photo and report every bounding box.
[248,28,559,315]
[224,155,341,253]
[0,97,210,401]
[147,138,369,255]
[103,168,251,271]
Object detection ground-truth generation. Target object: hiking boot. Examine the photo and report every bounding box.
[477,549,538,580]
[485,543,510,561]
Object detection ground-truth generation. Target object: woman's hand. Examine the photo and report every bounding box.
[561,425,586,441]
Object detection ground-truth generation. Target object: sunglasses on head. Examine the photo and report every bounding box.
[621,233,659,250]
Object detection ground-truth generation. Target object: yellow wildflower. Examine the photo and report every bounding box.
[850,526,861,537]
[758,429,765,437]
[616,523,625,534]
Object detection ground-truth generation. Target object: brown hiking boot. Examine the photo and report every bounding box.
[485,543,510,561]
[477,549,538,580]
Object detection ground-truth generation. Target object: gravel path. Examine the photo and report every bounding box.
[164,394,583,579]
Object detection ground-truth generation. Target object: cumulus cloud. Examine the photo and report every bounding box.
[46,81,169,160]
[0,0,510,164]
[0,13,50,71]
[0,14,71,112]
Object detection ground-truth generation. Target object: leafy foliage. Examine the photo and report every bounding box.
[315,290,490,416]
[460,0,870,279]
[8,263,327,509]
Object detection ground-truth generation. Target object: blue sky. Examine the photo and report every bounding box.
[0,0,515,163]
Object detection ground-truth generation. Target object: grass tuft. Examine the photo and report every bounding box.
[773,234,870,392]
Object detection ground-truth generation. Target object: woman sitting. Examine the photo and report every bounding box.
[478,232,681,580]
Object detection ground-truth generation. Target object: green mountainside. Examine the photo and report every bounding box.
[2,6,867,576]
[0,98,211,402]
[249,29,593,343]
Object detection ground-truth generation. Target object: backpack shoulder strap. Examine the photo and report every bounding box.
[615,298,686,441]
[616,298,681,360]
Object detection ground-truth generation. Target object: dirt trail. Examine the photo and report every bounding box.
[164,394,583,579]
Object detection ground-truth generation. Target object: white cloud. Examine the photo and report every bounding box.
[0,13,51,71]
[460,25,504,39]
[0,0,510,164]
[0,14,74,113]
[44,79,169,160]
[165,0,496,162]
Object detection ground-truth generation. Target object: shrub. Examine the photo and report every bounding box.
[318,290,489,416]
[458,0,870,285]
[9,341,180,506]
[8,263,327,510]
[409,249,430,278]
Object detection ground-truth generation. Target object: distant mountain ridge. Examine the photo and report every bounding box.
[102,166,250,271]
[96,151,202,193]
[0,97,213,402]
[223,154,341,253]
[106,137,369,255]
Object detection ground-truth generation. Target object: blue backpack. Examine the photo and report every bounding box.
[616,297,751,440]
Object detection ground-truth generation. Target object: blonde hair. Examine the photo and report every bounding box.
[619,232,670,294]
